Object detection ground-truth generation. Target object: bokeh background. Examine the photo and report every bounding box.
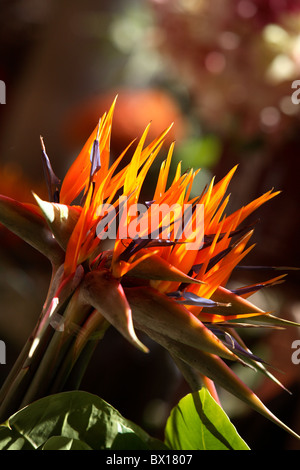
[1,0,300,450]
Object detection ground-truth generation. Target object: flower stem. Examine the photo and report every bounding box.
[0,320,56,422]
[0,284,107,422]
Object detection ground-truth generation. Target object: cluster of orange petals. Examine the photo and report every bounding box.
[59,98,280,326]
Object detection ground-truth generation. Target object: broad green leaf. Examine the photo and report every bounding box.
[164,388,249,450]
[0,391,167,450]
[41,436,92,450]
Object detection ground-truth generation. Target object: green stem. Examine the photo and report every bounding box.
[49,311,109,394]
[61,339,100,392]
[0,322,55,422]
[18,291,92,409]
[0,263,60,406]
[0,281,101,422]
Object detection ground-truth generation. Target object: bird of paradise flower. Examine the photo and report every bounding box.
[0,97,299,441]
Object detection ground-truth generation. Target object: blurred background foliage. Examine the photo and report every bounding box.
[0,0,300,449]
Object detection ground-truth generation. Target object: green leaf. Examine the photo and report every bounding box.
[164,388,249,450]
[41,436,93,450]
[0,391,167,450]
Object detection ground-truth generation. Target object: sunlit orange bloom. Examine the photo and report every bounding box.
[1,97,299,439]
[45,97,282,335]
[59,98,280,323]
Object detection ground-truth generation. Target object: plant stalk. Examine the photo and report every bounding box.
[0,283,107,423]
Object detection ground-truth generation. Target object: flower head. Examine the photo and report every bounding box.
[0,97,299,439]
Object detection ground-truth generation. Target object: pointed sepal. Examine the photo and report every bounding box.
[210,285,265,315]
[80,270,148,353]
[126,286,241,362]
[146,330,300,441]
[211,285,300,327]
[127,252,205,285]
